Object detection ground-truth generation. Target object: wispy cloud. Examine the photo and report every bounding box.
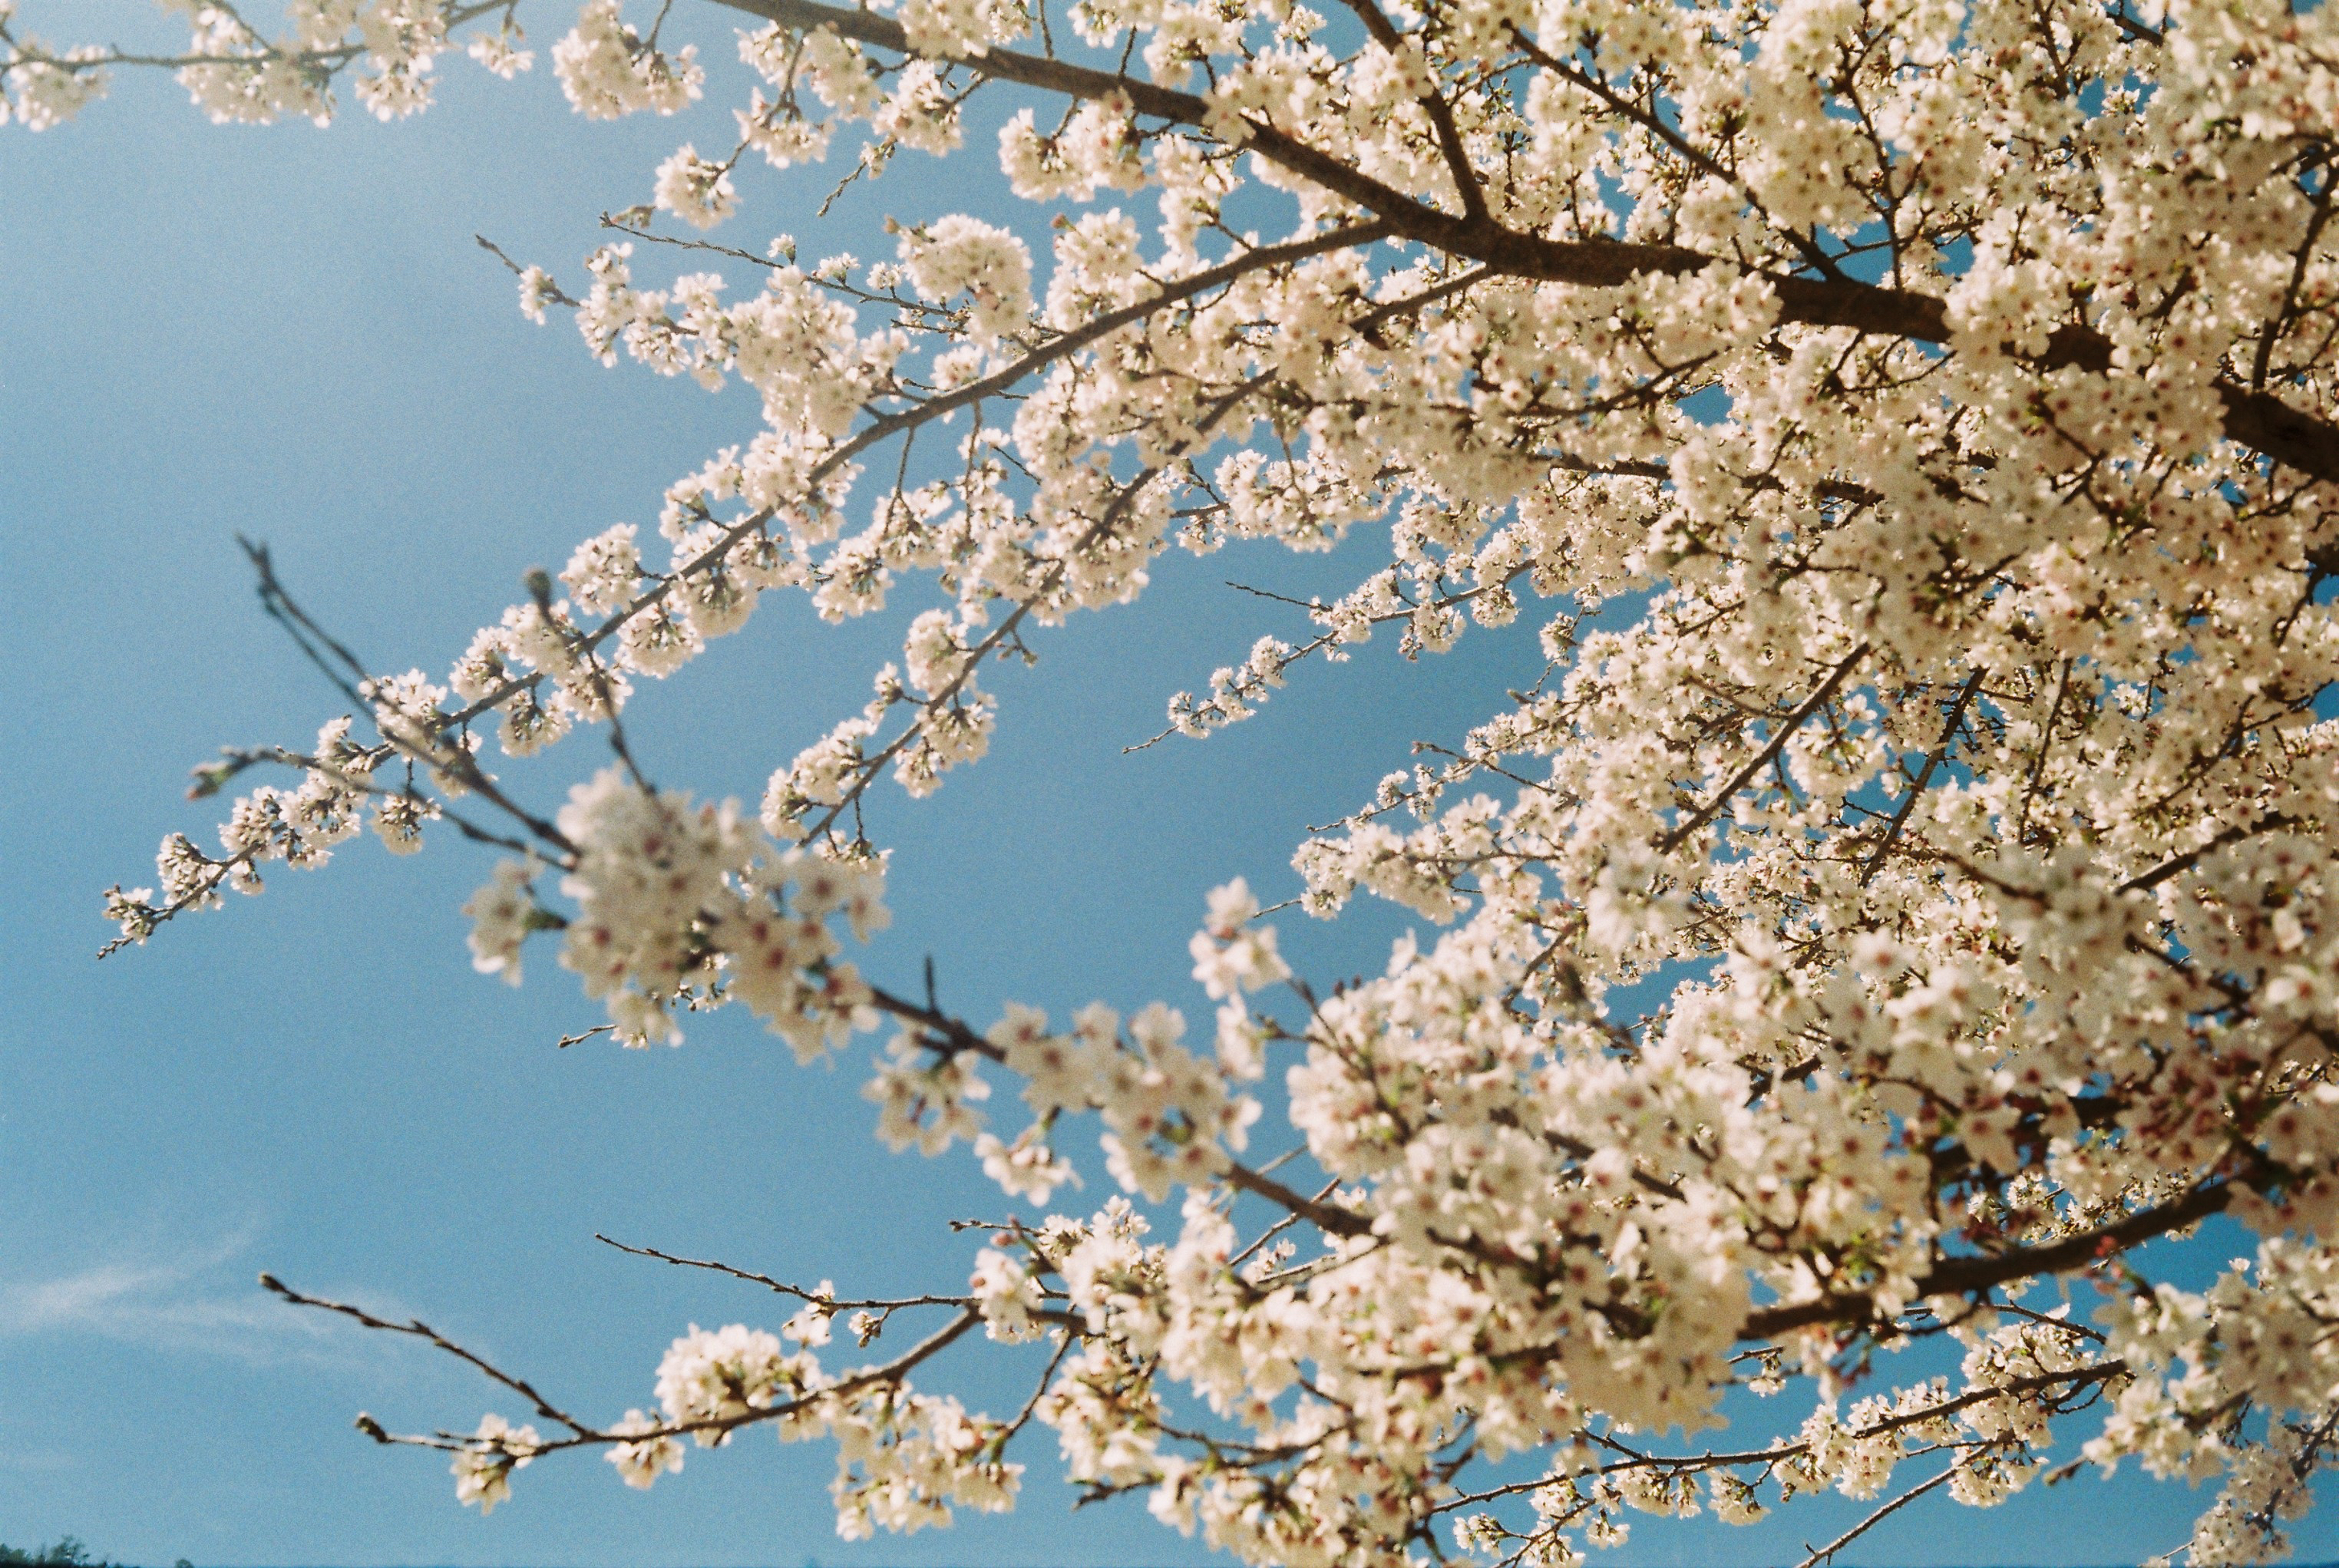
[0,1232,369,1366]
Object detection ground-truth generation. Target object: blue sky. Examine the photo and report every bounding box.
[4,4,2334,1565]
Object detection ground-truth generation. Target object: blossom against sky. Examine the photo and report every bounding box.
[4,4,2335,1565]
[0,23,1520,1562]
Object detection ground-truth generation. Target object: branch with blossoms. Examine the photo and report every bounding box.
[99,236,1500,940]
[23,0,2339,473]
[0,0,530,127]
[249,1063,2170,1552]
[688,0,2339,482]
[206,771,2329,1538]
[1128,564,1540,751]
[263,1270,1002,1518]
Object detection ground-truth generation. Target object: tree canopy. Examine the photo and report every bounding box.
[12,0,2339,1563]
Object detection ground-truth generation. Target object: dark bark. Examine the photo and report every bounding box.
[713,0,2339,484]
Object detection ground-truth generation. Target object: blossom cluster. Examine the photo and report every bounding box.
[487,766,889,1051]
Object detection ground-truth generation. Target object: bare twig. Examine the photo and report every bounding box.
[1660,643,1870,854]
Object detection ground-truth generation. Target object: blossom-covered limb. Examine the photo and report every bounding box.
[704,0,2339,479]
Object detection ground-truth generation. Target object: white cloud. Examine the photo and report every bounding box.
[0,1233,368,1365]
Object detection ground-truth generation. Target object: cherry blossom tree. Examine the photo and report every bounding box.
[13,0,2339,1562]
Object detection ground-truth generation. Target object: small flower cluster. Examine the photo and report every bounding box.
[551,0,700,120]
[446,767,889,1055]
[449,1412,540,1516]
[104,719,382,954]
[1165,635,1294,739]
[655,1322,823,1441]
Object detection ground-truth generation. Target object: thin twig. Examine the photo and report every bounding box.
[1860,668,1986,884]
[1795,1465,1957,1568]
[1660,643,1870,853]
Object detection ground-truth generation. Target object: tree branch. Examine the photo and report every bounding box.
[1740,1177,2241,1341]
[707,0,2339,482]
[1860,668,1986,885]
[1795,1464,1957,1568]
[1660,643,1869,854]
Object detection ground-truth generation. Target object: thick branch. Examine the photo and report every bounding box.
[1222,1159,1374,1236]
[1740,1177,2238,1341]
[709,0,2339,483]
